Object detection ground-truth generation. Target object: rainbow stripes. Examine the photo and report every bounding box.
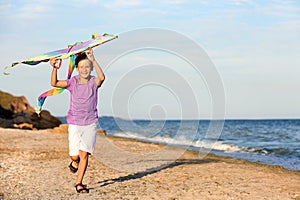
[35,54,77,114]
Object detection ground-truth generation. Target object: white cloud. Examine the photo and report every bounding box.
[228,0,254,6]
[0,2,13,14]
[16,4,49,19]
[104,0,141,9]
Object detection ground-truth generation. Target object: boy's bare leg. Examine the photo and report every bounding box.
[76,150,89,184]
[70,155,80,168]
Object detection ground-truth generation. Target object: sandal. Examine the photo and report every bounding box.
[75,183,89,193]
[69,161,78,173]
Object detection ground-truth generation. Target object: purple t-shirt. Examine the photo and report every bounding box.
[66,75,98,126]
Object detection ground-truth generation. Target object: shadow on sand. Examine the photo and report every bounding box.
[92,158,217,189]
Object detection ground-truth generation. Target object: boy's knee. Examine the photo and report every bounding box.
[79,150,88,159]
[70,155,79,162]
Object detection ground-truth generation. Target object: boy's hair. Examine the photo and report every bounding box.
[75,52,88,67]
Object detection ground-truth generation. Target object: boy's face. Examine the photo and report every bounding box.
[76,59,92,79]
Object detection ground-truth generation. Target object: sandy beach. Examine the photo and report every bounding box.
[0,127,299,200]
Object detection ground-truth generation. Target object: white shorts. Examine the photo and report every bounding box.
[68,123,97,156]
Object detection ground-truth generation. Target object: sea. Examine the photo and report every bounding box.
[58,116,300,171]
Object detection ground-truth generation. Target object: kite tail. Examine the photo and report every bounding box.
[35,88,65,114]
[4,60,50,75]
[4,62,22,75]
[35,54,77,114]
[68,54,76,79]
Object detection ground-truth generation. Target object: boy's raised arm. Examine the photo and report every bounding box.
[92,60,105,88]
[86,48,105,88]
[50,58,67,88]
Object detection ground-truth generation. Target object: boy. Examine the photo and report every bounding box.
[50,48,105,193]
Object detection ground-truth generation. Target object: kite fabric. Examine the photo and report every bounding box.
[4,33,117,75]
[3,33,117,114]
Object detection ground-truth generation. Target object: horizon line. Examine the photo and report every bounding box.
[56,115,300,121]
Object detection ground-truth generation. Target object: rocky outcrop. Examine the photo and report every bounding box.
[0,90,61,130]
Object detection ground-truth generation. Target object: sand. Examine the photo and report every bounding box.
[0,127,299,200]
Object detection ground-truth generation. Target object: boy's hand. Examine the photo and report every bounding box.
[50,58,62,69]
[86,48,95,62]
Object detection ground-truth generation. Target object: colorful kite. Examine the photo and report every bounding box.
[3,33,117,114]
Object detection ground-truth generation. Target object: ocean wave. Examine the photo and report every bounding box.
[109,131,269,155]
[109,131,298,159]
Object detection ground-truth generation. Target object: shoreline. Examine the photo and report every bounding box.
[106,134,300,172]
[0,127,300,199]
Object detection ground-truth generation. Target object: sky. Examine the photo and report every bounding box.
[0,0,299,120]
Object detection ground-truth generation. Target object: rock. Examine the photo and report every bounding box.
[48,124,69,134]
[14,123,35,130]
[39,110,61,125]
[11,96,35,113]
[97,129,107,136]
[0,118,14,128]
[0,90,61,130]
[0,90,35,114]
[0,104,13,119]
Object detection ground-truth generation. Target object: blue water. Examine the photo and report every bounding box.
[58,116,300,171]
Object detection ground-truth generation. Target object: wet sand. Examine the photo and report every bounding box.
[0,127,299,200]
